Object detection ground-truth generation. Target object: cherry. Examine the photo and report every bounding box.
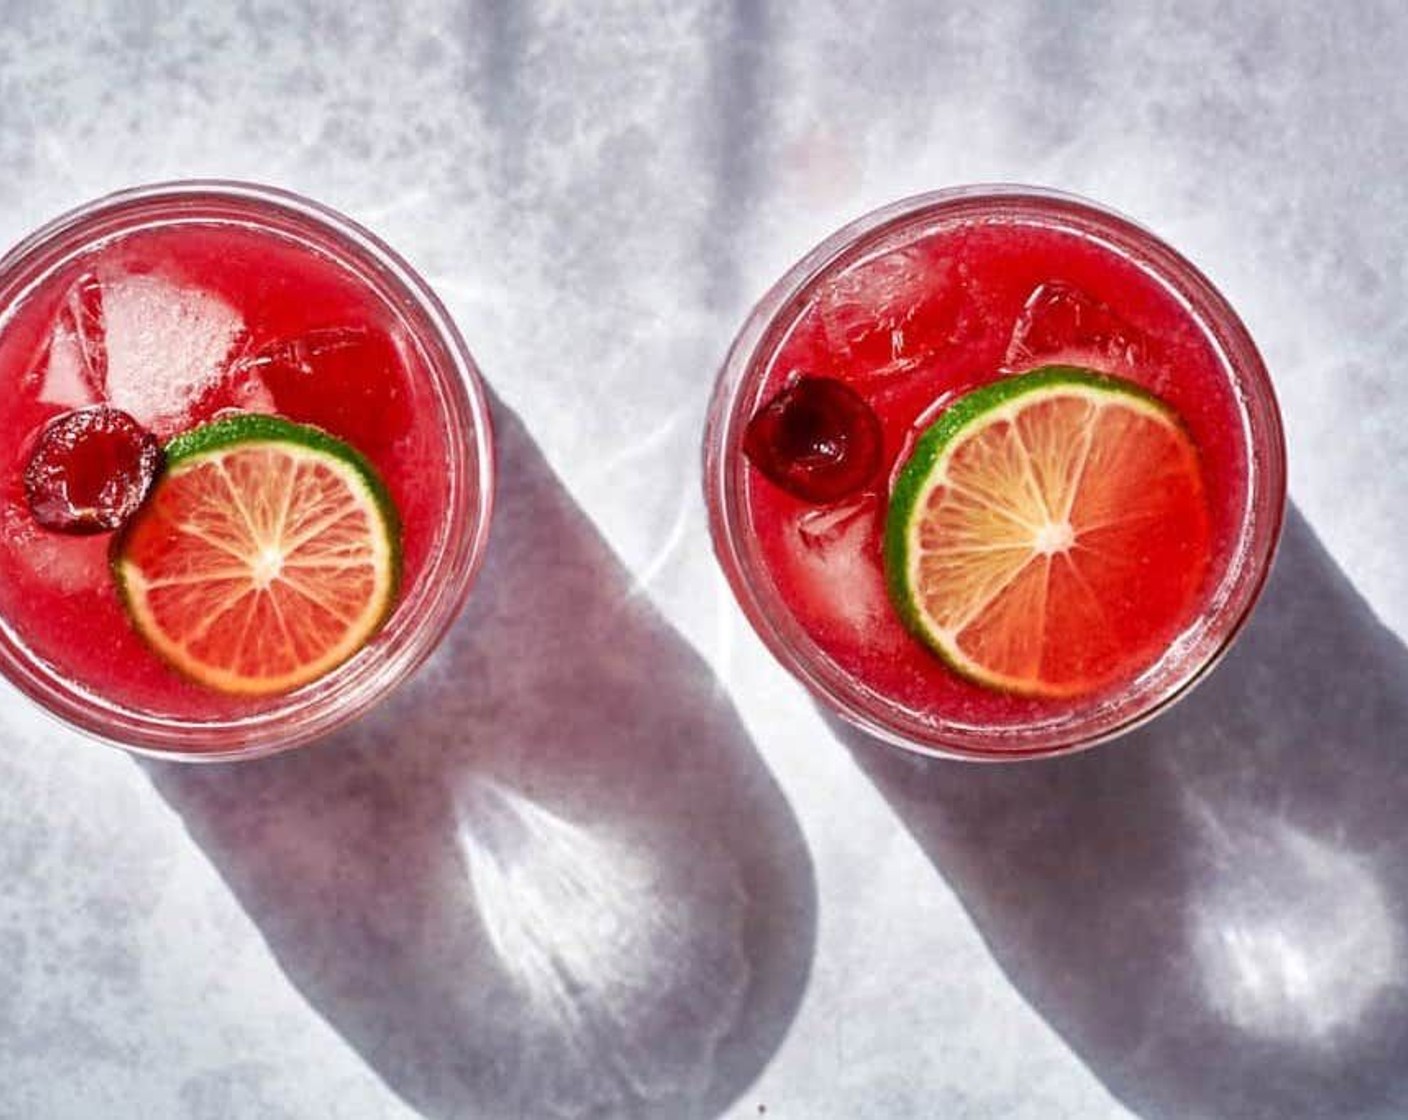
[23,407,161,534]
[743,376,882,503]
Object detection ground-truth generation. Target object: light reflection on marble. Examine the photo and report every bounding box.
[1187,803,1401,1046]
[457,779,747,1116]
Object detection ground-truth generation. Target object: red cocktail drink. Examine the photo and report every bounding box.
[0,183,493,758]
[706,188,1284,759]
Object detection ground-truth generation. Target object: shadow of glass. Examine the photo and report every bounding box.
[143,400,816,1120]
[839,505,1408,1120]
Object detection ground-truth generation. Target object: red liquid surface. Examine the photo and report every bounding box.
[744,214,1247,732]
[0,221,452,722]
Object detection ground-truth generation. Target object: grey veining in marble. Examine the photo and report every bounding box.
[1,3,1407,1119]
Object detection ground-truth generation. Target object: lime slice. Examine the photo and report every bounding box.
[115,414,401,696]
[884,365,1209,697]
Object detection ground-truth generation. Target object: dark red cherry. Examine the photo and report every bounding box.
[743,376,882,503]
[23,407,161,534]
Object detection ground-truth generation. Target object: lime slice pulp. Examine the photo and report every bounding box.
[884,365,1209,697]
[115,414,401,696]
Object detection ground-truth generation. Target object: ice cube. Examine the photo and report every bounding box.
[788,491,889,634]
[62,272,108,396]
[236,325,410,453]
[50,271,246,435]
[36,273,108,407]
[796,492,879,552]
[1003,281,1148,373]
[1,502,109,592]
[234,326,371,377]
[813,248,958,379]
[194,330,376,423]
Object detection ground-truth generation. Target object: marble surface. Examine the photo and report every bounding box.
[2,3,1407,1118]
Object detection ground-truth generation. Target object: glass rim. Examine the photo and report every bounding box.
[0,179,496,762]
[704,183,1288,762]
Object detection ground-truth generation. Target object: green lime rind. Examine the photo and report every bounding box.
[882,365,1176,687]
[162,413,402,600]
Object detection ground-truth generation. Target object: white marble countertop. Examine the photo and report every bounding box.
[3,4,1407,1118]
